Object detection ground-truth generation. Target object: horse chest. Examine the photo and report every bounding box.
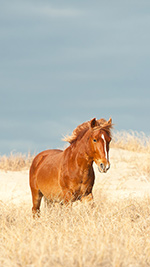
[62,167,94,198]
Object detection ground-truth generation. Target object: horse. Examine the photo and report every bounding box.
[29,117,113,216]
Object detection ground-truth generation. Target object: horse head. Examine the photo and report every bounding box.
[89,118,112,173]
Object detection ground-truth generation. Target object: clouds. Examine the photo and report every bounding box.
[1,1,83,19]
[32,6,82,18]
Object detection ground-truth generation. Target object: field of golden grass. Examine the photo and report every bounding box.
[1,197,150,266]
[0,152,34,171]
[0,131,150,266]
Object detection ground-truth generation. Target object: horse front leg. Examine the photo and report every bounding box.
[62,188,74,205]
[80,192,93,202]
[80,192,95,208]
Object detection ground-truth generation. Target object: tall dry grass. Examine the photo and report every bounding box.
[111,130,150,153]
[0,152,34,171]
[1,197,150,266]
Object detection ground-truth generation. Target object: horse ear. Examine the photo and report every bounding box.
[90,118,97,128]
[108,118,112,124]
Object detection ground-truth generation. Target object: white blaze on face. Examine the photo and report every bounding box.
[101,134,108,160]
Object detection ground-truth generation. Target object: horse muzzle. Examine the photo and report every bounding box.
[97,162,110,173]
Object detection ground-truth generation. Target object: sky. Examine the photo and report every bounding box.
[0,0,150,155]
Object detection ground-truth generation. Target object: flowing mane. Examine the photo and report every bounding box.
[63,118,113,144]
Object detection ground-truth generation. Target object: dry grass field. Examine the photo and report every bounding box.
[0,131,150,267]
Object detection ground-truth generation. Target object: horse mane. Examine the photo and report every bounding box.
[63,118,113,144]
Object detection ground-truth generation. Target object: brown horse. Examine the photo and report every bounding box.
[29,118,113,216]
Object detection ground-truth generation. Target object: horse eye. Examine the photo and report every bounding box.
[93,139,97,143]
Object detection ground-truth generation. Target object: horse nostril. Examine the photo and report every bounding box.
[100,163,104,170]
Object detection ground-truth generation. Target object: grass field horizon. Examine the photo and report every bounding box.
[0,130,150,171]
[1,130,150,266]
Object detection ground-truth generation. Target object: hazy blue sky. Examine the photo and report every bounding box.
[0,0,150,155]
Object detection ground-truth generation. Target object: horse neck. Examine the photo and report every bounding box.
[66,131,93,167]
